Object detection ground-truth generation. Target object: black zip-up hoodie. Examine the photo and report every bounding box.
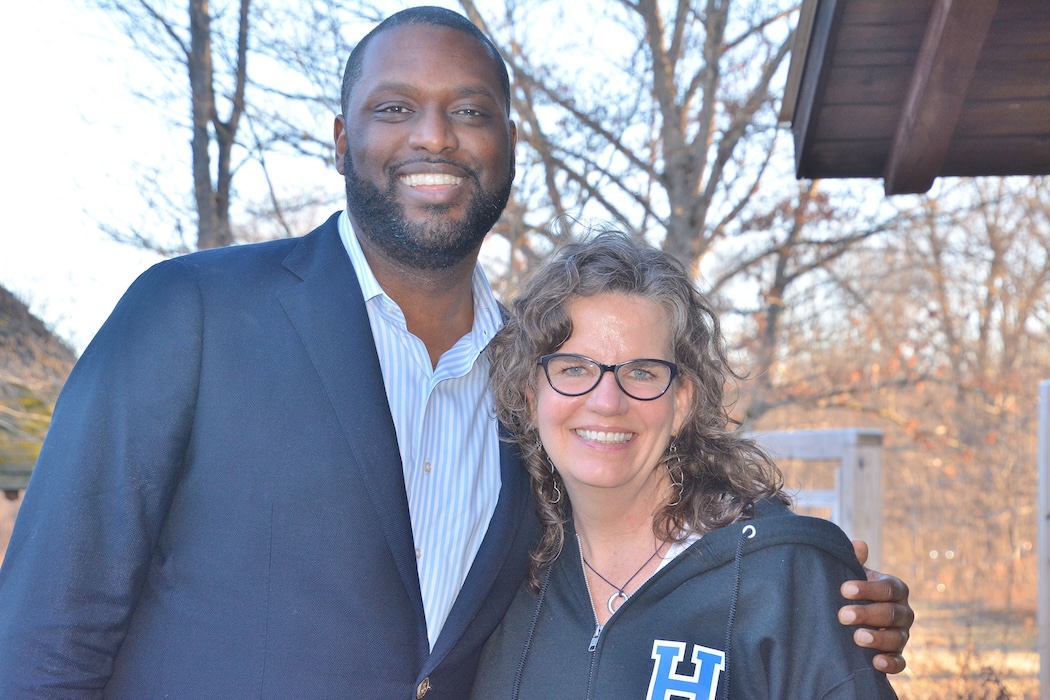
[470,499,897,699]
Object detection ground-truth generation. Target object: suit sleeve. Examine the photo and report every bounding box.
[0,259,204,696]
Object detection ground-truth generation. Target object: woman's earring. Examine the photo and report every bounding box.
[666,440,683,507]
[549,458,563,505]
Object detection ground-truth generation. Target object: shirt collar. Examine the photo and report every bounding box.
[336,210,504,349]
[338,210,386,304]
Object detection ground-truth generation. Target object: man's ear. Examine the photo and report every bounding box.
[334,115,347,175]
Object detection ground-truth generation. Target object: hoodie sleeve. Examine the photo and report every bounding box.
[731,519,898,699]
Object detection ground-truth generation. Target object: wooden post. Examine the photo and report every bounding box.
[1039,381,1049,697]
[0,461,33,500]
[752,429,884,569]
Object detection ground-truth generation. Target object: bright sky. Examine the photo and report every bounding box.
[2,0,167,354]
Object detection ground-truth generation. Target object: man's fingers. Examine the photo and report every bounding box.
[872,652,907,675]
[839,601,914,630]
[841,575,911,607]
[848,619,909,650]
[840,562,913,676]
[853,626,909,674]
[851,539,869,567]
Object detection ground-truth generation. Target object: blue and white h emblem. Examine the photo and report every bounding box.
[645,639,725,700]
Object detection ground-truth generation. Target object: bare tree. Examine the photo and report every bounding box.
[189,0,248,249]
[87,0,383,253]
[92,0,249,251]
[459,0,801,272]
[752,178,1048,689]
[701,179,923,421]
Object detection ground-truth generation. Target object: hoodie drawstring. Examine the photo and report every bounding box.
[511,566,553,700]
[721,523,756,700]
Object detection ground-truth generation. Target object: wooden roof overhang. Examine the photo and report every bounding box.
[780,0,1050,195]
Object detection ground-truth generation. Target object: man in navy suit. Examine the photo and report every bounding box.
[0,7,912,698]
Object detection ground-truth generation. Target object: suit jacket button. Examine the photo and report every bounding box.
[416,677,431,698]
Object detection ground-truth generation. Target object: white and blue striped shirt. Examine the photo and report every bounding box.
[338,211,503,649]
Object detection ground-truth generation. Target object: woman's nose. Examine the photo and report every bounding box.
[585,371,628,413]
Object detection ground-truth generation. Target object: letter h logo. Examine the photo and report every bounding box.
[645,639,725,700]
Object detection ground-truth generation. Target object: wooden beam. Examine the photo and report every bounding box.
[790,0,846,178]
[779,0,820,123]
[883,0,1000,195]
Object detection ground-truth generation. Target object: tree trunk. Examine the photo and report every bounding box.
[188,0,247,250]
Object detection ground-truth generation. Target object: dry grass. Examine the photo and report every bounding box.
[889,602,1042,699]
[891,650,1040,699]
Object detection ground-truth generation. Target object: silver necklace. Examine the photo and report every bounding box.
[578,536,662,614]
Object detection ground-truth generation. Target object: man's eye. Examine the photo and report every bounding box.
[454,107,493,122]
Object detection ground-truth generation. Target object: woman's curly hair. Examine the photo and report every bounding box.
[488,227,788,590]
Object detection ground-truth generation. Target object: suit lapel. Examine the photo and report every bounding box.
[276,215,426,635]
[277,215,533,669]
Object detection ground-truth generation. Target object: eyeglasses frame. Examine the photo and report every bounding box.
[537,353,679,401]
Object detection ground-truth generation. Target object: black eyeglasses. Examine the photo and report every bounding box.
[538,353,678,401]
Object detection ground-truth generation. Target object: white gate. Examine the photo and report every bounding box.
[752,428,884,570]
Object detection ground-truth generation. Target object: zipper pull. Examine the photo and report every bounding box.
[588,623,602,652]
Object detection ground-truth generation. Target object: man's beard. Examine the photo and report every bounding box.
[344,152,513,271]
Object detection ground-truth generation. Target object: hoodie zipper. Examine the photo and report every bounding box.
[577,539,604,700]
[577,536,604,652]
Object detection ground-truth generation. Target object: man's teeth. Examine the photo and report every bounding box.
[575,429,632,444]
[401,173,463,186]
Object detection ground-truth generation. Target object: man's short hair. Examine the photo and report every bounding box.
[340,6,511,115]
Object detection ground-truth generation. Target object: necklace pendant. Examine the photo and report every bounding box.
[607,590,628,614]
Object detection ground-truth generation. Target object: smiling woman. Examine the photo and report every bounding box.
[532,293,691,519]
[473,228,901,699]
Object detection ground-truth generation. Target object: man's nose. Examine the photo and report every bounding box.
[408,108,459,153]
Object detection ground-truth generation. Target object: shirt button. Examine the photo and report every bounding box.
[422,460,433,473]
[416,677,431,698]
[415,548,422,559]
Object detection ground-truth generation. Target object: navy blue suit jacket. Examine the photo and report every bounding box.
[0,213,538,698]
